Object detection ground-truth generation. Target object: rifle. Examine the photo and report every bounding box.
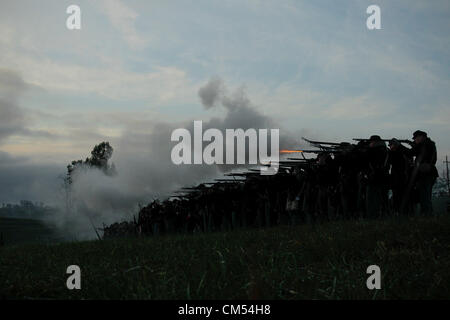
[292,149,343,154]
[169,195,190,199]
[281,149,336,154]
[225,172,259,177]
[353,138,413,144]
[214,179,244,182]
[302,137,342,146]
[276,160,316,167]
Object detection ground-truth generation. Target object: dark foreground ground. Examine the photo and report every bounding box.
[0,217,66,245]
[1,212,450,300]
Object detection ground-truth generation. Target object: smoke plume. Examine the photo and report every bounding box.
[3,76,301,240]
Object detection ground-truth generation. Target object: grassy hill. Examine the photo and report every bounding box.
[0,217,66,245]
[1,214,449,299]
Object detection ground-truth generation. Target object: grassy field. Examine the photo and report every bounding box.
[0,217,66,245]
[1,214,450,299]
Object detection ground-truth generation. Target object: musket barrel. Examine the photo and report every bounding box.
[353,138,412,144]
[302,137,342,146]
[287,158,313,160]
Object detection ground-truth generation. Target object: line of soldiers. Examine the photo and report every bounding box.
[103,130,438,238]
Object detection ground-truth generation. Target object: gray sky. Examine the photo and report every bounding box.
[0,0,449,203]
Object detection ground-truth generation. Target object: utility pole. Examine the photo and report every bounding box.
[444,155,450,196]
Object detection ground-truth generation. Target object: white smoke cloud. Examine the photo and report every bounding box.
[5,77,300,240]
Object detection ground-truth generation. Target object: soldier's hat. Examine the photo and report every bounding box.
[369,135,382,141]
[412,130,427,139]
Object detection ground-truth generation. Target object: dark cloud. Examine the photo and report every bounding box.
[0,69,28,143]
[0,151,63,204]
[198,77,297,148]
[0,150,27,165]
[0,69,28,96]
[198,77,224,109]
[0,70,60,204]
[0,98,27,142]
[0,69,56,142]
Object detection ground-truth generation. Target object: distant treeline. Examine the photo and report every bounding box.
[0,200,56,220]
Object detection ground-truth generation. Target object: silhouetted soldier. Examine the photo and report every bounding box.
[315,153,337,221]
[353,140,370,218]
[388,139,413,215]
[365,135,389,218]
[406,130,438,215]
[301,165,318,224]
[335,144,360,219]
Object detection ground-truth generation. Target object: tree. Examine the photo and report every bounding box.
[63,142,117,210]
[86,142,115,173]
[65,142,116,186]
[62,142,117,239]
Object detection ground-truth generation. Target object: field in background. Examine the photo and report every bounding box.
[1,213,449,299]
[0,217,67,245]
